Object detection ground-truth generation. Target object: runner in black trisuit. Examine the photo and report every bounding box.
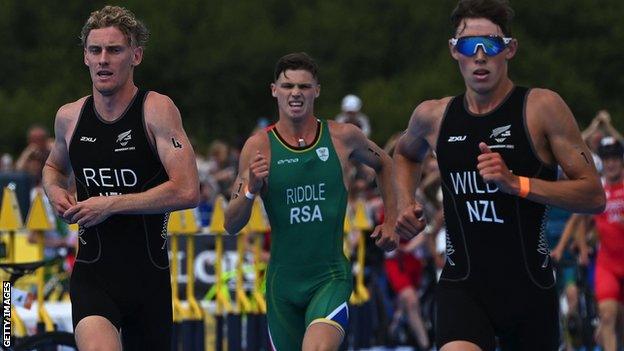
[43,6,199,350]
[393,1,605,350]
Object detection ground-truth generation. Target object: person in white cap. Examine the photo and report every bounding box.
[335,94,371,137]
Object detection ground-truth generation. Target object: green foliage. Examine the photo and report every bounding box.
[0,0,621,154]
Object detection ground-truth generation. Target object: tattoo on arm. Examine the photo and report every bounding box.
[580,151,590,164]
[367,147,381,158]
[172,138,182,148]
[232,181,243,199]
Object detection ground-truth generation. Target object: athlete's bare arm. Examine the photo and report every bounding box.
[224,132,270,234]
[477,89,605,213]
[64,92,200,227]
[329,121,399,252]
[43,99,86,221]
[394,99,450,240]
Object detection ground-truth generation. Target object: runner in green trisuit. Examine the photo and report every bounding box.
[225,52,399,351]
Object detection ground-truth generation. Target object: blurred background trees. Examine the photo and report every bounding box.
[1,0,622,153]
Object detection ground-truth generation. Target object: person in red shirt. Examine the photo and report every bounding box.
[592,137,624,351]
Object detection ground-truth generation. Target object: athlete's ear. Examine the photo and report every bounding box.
[131,46,144,67]
[270,83,277,97]
[505,39,518,60]
[449,40,460,61]
[84,48,89,67]
[315,84,320,98]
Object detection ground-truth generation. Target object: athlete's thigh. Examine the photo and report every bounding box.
[497,286,559,351]
[70,263,122,330]
[304,278,352,335]
[267,298,306,351]
[121,273,173,350]
[435,282,496,351]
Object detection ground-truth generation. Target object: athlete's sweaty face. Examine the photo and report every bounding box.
[84,26,143,96]
[450,18,517,95]
[271,69,320,122]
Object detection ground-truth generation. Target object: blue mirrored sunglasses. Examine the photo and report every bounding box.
[449,35,512,57]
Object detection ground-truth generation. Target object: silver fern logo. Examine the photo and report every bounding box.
[490,125,511,143]
[116,130,132,146]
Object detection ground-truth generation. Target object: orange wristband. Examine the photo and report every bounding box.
[518,176,530,198]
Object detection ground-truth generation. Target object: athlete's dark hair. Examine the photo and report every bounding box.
[274,52,319,83]
[81,5,149,48]
[451,0,514,37]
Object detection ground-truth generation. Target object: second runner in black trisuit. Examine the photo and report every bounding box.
[393,1,604,350]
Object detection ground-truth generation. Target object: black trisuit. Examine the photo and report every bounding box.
[435,87,559,350]
[68,90,172,350]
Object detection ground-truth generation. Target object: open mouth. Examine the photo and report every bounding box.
[473,69,490,80]
[97,70,113,78]
[288,101,303,108]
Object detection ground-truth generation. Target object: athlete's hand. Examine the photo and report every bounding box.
[395,203,426,240]
[64,196,113,228]
[477,142,519,195]
[46,186,76,223]
[248,151,268,194]
[371,222,399,252]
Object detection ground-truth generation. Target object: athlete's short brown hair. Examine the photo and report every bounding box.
[274,52,319,83]
[451,0,514,37]
[80,5,149,48]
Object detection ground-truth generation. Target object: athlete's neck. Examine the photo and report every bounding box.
[465,78,514,115]
[93,83,139,121]
[275,115,318,146]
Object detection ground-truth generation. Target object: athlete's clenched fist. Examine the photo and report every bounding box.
[477,142,519,195]
[248,151,269,194]
[395,203,426,240]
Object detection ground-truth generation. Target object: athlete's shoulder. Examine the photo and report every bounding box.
[56,96,89,121]
[527,88,570,112]
[407,97,453,133]
[144,91,179,117]
[526,88,573,124]
[327,119,363,136]
[413,97,453,119]
[242,128,270,154]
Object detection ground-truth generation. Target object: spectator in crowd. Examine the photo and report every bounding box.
[206,139,237,198]
[582,110,624,174]
[335,94,371,137]
[16,125,52,185]
[1,153,14,172]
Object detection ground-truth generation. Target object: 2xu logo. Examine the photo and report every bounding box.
[448,135,467,142]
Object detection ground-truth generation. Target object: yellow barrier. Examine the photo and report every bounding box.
[0,186,27,336]
[209,196,232,315]
[252,233,266,314]
[169,231,187,322]
[349,199,372,305]
[168,208,204,322]
[25,190,55,332]
[241,197,269,315]
[235,231,252,314]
